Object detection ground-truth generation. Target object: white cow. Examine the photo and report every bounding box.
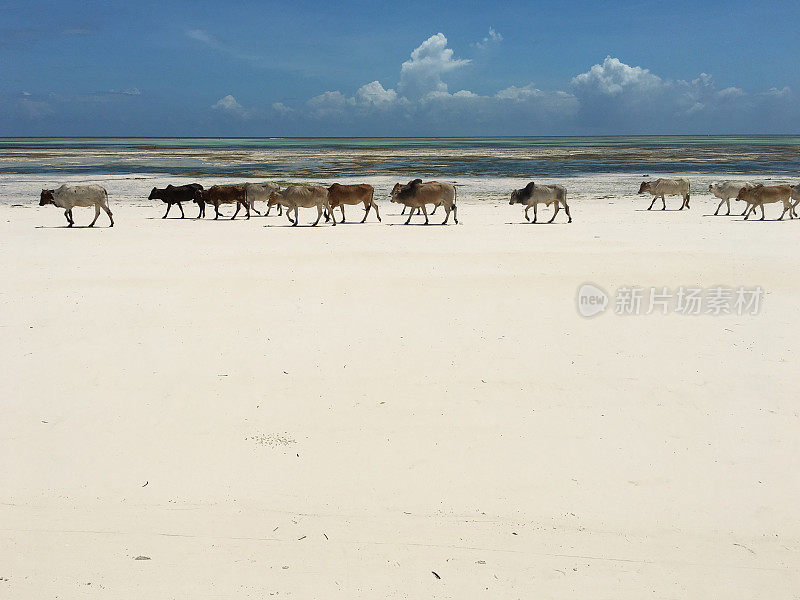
[638,178,691,210]
[244,182,281,216]
[268,185,336,226]
[509,182,572,223]
[39,184,113,227]
[708,181,757,216]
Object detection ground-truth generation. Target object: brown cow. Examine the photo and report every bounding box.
[193,185,250,220]
[737,185,794,221]
[327,183,380,223]
[389,179,458,225]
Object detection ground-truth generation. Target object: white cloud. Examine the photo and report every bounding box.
[186,29,214,44]
[398,33,471,99]
[108,88,141,96]
[572,56,662,96]
[355,81,398,106]
[475,27,503,49]
[212,94,251,118]
[272,101,294,115]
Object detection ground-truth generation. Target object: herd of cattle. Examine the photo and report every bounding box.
[36,178,800,227]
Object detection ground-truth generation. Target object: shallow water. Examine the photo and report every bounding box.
[1,136,798,178]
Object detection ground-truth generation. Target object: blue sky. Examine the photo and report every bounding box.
[1,0,798,136]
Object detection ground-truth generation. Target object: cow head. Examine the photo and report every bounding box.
[192,188,207,204]
[510,188,521,205]
[148,187,159,200]
[707,184,715,192]
[736,186,754,202]
[267,190,280,207]
[39,189,55,206]
[638,181,651,194]
[389,183,403,202]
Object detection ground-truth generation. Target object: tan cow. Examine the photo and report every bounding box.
[193,185,250,219]
[389,179,458,225]
[327,183,381,223]
[638,178,691,210]
[243,182,280,216]
[268,185,336,226]
[737,185,794,220]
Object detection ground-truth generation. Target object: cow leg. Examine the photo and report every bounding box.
[244,201,251,220]
[779,203,789,220]
[103,204,114,227]
[312,205,323,226]
[89,204,101,227]
[685,194,690,209]
[232,202,241,220]
[277,204,282,216]
[266,203,272,216]
[421,204,429,225]
[64,209,73,226]
[524,205,531,221]
[661,195,666,210]
[430,204,438,215]
[404,206,414,224]
[214,202,221,220]
[548,202,560,223]
[340,205,346,223]
[442,204,451,225]
[563,201,573,223]
[327,202,336,226]
[759,204,766,220]
[372,200,381,222]
[714,199,724,216]
[292,206,299,226]
[401,205,407,215]
[679,194,686,210]
[250,202,261,216]
[163,203,171,219]
[361,201,370,223]
[177,202,185,218]
[647,197,656,210]
[532,203,538,223]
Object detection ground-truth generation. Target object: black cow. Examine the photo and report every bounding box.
[148,184,204,219]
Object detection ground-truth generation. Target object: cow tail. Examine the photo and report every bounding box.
[104,187,110,206]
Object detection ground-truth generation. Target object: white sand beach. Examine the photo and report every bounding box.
[1,174,798,598]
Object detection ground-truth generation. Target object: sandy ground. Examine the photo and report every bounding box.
[1,175,798,599]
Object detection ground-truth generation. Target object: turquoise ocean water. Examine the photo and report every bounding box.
[1,136,798,178]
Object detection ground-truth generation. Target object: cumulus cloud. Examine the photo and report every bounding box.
[195,32,796,135]
[474,28,503,49]
[212,94,251,118]
[398,33,471,99]
[355,81,399,106]
[571,56,662,97]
